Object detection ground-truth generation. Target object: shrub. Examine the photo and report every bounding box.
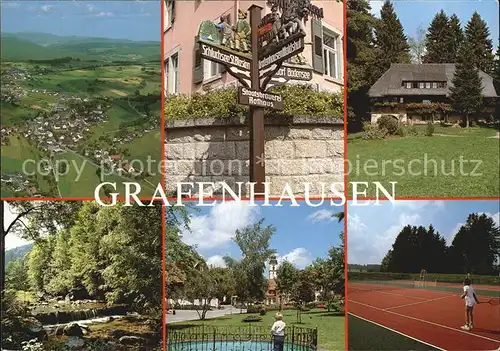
[362,122,387,140]
[425,121,435,136]
[164,85,343,120]
[259,308,267,316]
[377,115,400,135]
[242,316,262,323]
[247,305,264,314]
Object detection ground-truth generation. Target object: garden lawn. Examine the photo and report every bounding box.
[169,309,345,351]
[348,132,499,197]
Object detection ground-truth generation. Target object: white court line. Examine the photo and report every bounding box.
[353,288,428,300]
[350,299,500,344]
[385,295,456,310]
[348,312,446,351]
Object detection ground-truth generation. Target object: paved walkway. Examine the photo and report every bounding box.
[166,307,247,323]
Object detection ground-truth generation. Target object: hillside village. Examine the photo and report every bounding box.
[1,63,159,197]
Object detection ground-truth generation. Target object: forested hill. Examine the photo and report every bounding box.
[5,243,33,265]
[1,32,159,62]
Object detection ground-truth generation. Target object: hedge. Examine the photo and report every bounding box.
[348,271,499,285]
[165,85,343,120]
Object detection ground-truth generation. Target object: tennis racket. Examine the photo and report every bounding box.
[480,298,500,306]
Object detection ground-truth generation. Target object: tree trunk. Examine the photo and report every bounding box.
[466,114,470,128]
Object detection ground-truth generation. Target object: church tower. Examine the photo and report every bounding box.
[269,255,278,280]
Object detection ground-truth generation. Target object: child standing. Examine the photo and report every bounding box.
[271,312,286,351]
[461,278,479,330]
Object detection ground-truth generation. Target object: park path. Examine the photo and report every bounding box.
[166,307,247,323]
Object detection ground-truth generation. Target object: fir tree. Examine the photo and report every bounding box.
[450,42,483,128]
[374,0,411,73]
[423,10,454,63]
[465,12,495,74]
[347,0,379,132]
[494,47,500,121]
[448,14,464,62]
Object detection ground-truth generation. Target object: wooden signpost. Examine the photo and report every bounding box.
[197,0,322,193]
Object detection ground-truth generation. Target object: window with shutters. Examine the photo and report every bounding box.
[165,53,179,94]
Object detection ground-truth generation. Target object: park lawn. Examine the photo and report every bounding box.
[348,134,499,197]
[1,134,54,194]
[169,309,345,351]
[348,314,439,350]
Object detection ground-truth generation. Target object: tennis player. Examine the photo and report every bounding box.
[461,278,479,330]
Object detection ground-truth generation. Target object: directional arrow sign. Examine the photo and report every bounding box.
[199,40,252,87]
[259,64,278,78]
[274,65,313,81]
[258,37,305,71]
[228,66,251,78]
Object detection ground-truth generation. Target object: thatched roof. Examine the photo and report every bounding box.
[369,64,498,98]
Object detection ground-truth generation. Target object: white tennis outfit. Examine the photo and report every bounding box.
[463,285,476,307]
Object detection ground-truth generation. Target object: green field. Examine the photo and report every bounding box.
[348,126,499,197]
[169,309,345,351]
[1,33,161,198]
[1,135,54,196]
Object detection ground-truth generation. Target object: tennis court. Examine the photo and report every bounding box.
[348,280,500,350]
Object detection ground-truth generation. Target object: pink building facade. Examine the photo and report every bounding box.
[164,0,344,95]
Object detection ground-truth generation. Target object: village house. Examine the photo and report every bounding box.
[369,63,498,125]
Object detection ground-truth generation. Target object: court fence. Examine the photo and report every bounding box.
[166,324,318,351]
[348,271,499,285]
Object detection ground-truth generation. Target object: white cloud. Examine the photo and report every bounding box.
[95,12,114,17]
[277,248,313,269]
[40,5,53,12]
[206,255,227,268]
[307,209,336,223]
[180,202,258,250]
[348,210,421,265]
[370,1,383,18]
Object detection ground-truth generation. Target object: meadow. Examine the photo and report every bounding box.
[348,126,499,197]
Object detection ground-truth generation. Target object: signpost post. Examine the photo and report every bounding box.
[196,0,322,194]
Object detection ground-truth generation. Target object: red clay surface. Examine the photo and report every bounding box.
[348,282,500,350]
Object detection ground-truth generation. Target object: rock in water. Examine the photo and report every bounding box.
[65,336,85,349]
[63,323,84,337]
[119,335,148,345]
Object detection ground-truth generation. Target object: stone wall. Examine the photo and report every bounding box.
[165,116,344,196]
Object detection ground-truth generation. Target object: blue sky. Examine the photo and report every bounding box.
[0,1,160,41]
[370,0,499,52]
[180,202,344,270]
[348,200,500,265]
